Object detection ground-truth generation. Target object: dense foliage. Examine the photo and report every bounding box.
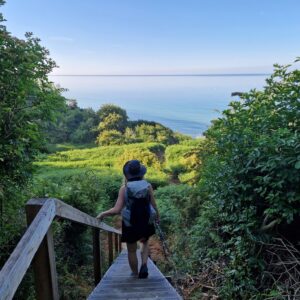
[157,61,300,299]
[200,61,300,298]
[0,2,65,261]
[45,102,183,146]
[97,104,128,132]
[96,104,180,145]
[45,100,100,146]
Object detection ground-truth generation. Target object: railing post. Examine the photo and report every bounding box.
[114,233,118,256]
[118,234,122,252]
[93,228,101,284]
[108,232,113,265]
[25,204,59,300]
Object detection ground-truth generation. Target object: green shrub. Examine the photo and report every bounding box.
[97,129,125,145]
[155,184,204,233]
[165,141,203,184]
[190,60,300,298]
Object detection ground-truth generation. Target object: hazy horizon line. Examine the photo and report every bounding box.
[50,73,270,77]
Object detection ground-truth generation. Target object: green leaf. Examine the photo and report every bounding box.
[295,161,300,169]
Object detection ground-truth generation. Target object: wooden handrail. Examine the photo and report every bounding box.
[28,198,121,234]
[0,198,122,300]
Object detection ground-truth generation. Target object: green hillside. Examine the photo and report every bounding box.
[35,141,204,187]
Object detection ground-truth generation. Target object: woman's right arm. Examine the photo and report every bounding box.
[96,186,125,220]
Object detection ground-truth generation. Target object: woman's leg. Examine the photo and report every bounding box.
[138,239,149,278]
[140,239,149,266]
[126,242,138,274]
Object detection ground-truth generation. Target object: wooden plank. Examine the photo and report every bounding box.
[55,198,121,234]
[93,296,179,299]
[27,198,121,234]
[88,250,182,300]
[100,280,170,287]
[46,227,59,299]
[90,291,179,298]
[0,200,56,300]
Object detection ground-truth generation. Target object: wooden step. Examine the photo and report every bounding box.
[88,250,182,300]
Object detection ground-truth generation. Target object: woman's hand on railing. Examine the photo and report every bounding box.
[96,212,105,221]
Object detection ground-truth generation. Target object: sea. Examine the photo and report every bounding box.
[50,75,268,137]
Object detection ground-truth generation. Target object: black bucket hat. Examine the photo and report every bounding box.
[123,160,147,179]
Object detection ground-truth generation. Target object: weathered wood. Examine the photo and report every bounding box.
[27,198,121,234]
[114,233,119,256]
[108,232,114,265]
[26,202,59,300]
[118,234,122,252]
[0,200,56,300]
[88,250,182,300]
[0,198,122,300]
[46,227,59,299]
[93,228,101,284]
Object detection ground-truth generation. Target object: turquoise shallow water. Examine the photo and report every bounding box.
[50,75,268,137]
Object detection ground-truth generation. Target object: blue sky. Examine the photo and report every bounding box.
[2,0,300,75]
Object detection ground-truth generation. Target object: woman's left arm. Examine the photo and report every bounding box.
[96,186,125,220]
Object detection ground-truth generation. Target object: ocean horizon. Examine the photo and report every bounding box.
[50,74,268,137]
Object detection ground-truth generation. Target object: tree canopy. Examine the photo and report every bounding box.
[95,104,180,146]
[0,2,65,254]
[44,105,100,146]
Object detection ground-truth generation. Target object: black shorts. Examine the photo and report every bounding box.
[121,221,155,243]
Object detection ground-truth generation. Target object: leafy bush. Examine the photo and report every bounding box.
[98,113,127,133]
[155,184,202,231]
[187,60,300,298]
[154,184,204,274]
[97,104,128,125]
[149,60,300,299]
[134,123,178,145]
[97,129,125,145]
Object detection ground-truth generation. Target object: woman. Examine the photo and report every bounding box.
[96,159,160,279]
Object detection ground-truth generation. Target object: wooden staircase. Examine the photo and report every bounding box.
[0,198,181,300]
[88,250,181,300]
